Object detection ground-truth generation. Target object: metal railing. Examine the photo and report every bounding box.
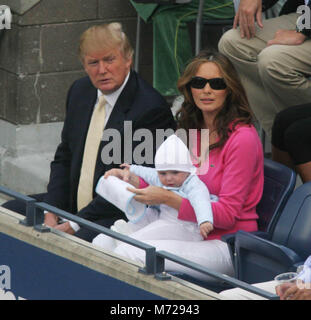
[0,185,279,299]
[33,201,157,275]
[155,250,279,299]
[0,185,36,226]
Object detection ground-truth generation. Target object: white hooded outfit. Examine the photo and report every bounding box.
[93,135,216,250]
[92,135,232,282]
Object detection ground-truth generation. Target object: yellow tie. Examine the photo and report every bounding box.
[77,95,106,210]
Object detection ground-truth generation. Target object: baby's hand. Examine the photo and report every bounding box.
[119,163,131,182]
[103,168,124,179]
[199,221,213,239]
[104,163,131,181]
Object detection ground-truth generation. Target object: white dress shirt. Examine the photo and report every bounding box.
[98,71,130,127]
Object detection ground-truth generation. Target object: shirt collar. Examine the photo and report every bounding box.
[97,71,130,107]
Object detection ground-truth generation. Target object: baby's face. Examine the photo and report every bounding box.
[157,170,190,188]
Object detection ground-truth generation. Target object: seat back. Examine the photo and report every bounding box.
[221,158,295,270]
[235,182,311,283]
[235,230,302,283]
[272,181,311,261]
[256,158,296,233]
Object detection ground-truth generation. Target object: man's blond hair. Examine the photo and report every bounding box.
[79,22,134,61]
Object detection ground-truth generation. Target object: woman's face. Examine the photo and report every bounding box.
[190,62,228,123]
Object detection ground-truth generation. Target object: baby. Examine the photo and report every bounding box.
[93,134,216,248]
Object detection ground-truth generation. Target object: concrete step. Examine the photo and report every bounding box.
[0,194,10,205]
[1,152,53,196]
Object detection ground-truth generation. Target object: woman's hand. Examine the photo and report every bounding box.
[127,185,183,210]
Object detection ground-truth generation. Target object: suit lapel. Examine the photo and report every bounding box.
[93,70,138,188]
[77,82,98,162]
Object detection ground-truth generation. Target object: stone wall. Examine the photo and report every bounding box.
[0,0,223,194]
[0,0,153,194]
[0,0,152,126]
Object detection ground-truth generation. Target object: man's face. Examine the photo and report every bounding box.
[83,47,132,94]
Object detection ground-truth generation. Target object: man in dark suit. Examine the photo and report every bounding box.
[218,0,311,138]
[3,22,176,241]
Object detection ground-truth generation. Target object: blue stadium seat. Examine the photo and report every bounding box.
[234,181,311,284]
[222,158,296,264]
[169,159,296,291]
[255,158,296,233]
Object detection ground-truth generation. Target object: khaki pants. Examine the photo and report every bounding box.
[219,13,311,138]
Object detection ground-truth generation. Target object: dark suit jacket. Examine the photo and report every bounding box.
[43,70,176,222]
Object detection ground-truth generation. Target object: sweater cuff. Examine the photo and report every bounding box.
[138,177,149,189]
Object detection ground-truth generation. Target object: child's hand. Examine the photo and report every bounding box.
[104,163,131,180]
[120,163,131,182]
[103,168,125,180]
[199,221,213,239]
[104,164,140,187]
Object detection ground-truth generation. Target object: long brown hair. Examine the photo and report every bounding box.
[176,50,252,150]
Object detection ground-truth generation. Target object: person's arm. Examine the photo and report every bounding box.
[178,128,263,230]
[267,29,307,46]
[126,185,183,209]
[46,124,76,232]
[130,165,161,187]
[72,100,177,228]
[103,165,140,188]
[233,0,263,39]
[183,176,213,225]
[267,2,311,46]
[43,85,75,227]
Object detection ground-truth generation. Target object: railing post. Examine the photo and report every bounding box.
[33,206,50,233]
[20,199,36,227]
[155,254,171,281]
[139,247,156,275]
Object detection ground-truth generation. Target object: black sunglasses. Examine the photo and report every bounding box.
[189,76,227,90]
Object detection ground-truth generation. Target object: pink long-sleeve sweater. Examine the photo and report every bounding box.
[139,124,264,241]
[179,124,264,240]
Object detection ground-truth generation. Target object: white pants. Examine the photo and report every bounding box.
[92,205,202,249]
[93,205,233,282]
[114,236,233,282]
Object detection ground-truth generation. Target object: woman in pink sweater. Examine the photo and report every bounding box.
[114,51,264,280]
